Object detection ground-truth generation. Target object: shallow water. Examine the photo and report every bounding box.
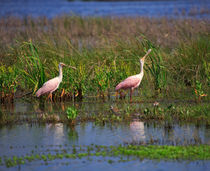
[0,122,210,170]
[0,0,209,18]
[0,122,210,156]
[0,100,210,170]
[2,159,210,171]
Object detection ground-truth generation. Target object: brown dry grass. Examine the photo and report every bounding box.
[0,16,209,61]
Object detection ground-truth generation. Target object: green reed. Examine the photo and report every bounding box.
[0,16,209,102]
[169,36,209,87]
[17,41,46,93]
[140,38,167,94]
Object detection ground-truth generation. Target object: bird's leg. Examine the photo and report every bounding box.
[50,93,53,102]
[130,88,134,102]
[47,93,51,101]
[47,93,53,102]
[115,91,119,100]
[61,89,65,98]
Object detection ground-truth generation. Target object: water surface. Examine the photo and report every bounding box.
[0,100,210,170]
[0,0,209,18]
[0,122,210,171]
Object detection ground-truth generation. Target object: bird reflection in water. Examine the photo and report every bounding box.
[129,120,145,143]
[46,123,65,144]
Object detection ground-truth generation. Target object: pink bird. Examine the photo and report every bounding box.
[36,63,76,101]
[115,49,152,102]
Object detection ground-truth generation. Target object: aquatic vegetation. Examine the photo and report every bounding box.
[1,144,210,168]
[141,103,210,123]
[66,106,78,124]
[0,102,209,125]
[0,17,209,103]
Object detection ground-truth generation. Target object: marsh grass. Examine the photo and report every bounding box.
[0,16,209,102]
[17,41,46,93]
[0,65,18,103]
[170,36,210,87]
[144,40,167,94]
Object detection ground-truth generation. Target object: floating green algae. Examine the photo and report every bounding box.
[2,145,210,168]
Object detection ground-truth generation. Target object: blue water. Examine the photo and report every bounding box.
[0,100,210,170]
[0,122,209,171]
[0,0,209,18]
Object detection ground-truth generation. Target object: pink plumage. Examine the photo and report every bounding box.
[35,63,67,101]
[36,62,76,101]
[36,78,60,97]
[115,75,141,91]
[115,49,152,102]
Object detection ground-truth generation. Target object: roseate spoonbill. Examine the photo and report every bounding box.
[36,63,76,101]
[115,49,152,102]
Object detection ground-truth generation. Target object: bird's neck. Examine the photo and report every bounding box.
[140,61,144,75]
[58,66,63,82]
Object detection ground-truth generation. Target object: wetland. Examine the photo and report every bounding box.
[0,1,209,170]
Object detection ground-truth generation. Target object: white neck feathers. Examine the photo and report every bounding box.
[58,65,63,82]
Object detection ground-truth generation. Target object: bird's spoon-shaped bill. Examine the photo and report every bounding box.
[68,65,76,70]
[142,49,152,60]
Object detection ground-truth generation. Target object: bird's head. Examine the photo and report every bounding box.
[59,63,66,68]
[140,49,152,63]
[59,62,76,70]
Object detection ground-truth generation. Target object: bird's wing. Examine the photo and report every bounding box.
[115,75,141,90]
[36,77,60,97]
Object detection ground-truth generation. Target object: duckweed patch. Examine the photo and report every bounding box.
[1,145,210,168]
